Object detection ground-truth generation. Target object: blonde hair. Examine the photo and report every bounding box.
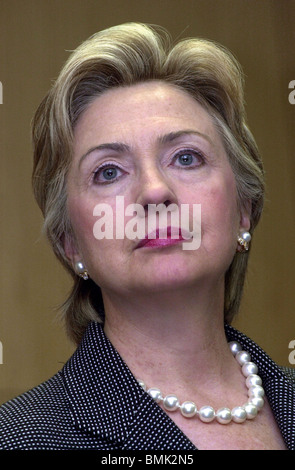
[32,23,264,344]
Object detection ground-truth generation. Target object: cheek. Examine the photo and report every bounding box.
[67,195,126,260]
[201,175,240,234]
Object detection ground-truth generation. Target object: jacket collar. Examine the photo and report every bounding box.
[62,321,145,444]
[62,321,196,449]
[62,321,295,450]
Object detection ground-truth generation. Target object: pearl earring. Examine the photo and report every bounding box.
[75,261,89,280]
[237,231,251,252]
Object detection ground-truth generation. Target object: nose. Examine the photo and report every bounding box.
[135,164,178,214]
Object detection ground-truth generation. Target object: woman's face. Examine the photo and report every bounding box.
[66,81,250,298]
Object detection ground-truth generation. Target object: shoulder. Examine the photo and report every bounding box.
[280,366,295,386]
[0,371,72,450]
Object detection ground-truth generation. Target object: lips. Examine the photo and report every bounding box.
[136,227,191,249]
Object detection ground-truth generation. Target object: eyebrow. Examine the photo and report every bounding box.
[79,142,130,167]
[78,129,212,167]
[158,130,213,146]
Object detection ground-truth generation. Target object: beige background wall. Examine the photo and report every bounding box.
[0,0,294,405]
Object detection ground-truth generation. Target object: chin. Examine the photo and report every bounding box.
[137,266,200,293]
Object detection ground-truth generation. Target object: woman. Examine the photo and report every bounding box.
[0,22,294,451]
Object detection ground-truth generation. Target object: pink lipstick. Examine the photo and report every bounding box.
[136,227,189,249]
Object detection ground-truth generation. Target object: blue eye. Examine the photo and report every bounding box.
[93,165,123,184]
[102,167,118,180]
[174,150,204,168]
[178,154,194,166]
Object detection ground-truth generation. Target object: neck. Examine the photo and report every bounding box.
[102,281,236,395]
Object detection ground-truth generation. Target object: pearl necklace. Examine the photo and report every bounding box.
[138,341,265,424]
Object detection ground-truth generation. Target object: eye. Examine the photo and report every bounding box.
[173,150,204,168]
[92,164,124,184]
[178,153,194,166]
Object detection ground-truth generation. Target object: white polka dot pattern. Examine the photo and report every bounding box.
[0,322,294,450]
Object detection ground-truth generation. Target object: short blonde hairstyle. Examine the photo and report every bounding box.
[32,23,264,344]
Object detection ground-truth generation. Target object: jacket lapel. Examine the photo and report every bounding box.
[121,392,196,450]
[61,322,195,449]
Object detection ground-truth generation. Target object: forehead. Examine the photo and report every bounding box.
[73,81,221,153]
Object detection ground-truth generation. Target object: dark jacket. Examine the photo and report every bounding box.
[0,321,294,450]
